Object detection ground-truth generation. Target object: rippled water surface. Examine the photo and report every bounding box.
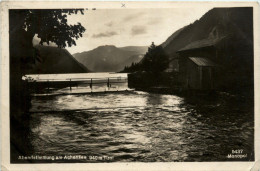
[28,89,254,162]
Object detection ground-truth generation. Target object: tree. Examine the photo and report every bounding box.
[141,42,169,73]
[10,10,86,118]
[122,42,169,73]
[9,9,87,162]
[10,9,86,79]
[10,9,86,70]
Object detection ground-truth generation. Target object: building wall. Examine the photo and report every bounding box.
[178,46,217,61]
[201,67,213,89]
[186,59,200,89]
[177,47,217,90]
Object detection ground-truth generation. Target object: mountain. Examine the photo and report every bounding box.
[119,54,144,69]
[73,45,148,72]
[162,7,253,69]
[161,7,253,91]
[119,46,148,54]
[28,45,89,74]
[161,26,187,48]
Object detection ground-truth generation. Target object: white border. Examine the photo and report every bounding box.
[1,1,259,171]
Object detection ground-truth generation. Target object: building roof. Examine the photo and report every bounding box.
[177,37,225,52]
[189,57,218,67]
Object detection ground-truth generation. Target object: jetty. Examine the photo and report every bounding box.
[22,73,132,96]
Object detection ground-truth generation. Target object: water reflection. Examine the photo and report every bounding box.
[26,90,254,162]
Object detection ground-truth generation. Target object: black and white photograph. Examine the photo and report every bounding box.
[1,1,259,170]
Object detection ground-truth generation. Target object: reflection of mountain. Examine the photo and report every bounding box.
[162,7,253,71]
[29,45,89,74]
[73,45,147,72]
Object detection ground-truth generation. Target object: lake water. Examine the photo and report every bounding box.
[22,73,254,162]
[26,73,130,95]
[24,73,128,82]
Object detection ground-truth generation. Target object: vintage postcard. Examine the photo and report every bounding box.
[1,1,259,170]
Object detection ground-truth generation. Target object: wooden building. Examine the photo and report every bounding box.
[176,38,220,90]
[186,57,217,90]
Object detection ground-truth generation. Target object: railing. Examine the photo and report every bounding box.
[25,76,128,92]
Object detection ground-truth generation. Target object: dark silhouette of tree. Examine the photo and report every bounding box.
[122,62,140,73]
[10,9,86,72]
[148,42,156,52]
[9,9,86,162]
[122,42,169,73]
[141,42,169,73]
[10,9,86,112]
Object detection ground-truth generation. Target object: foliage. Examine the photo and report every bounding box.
[10,9,86,49]
[123,42,169,73]
[9,9,87,119]
[123,62,140,73]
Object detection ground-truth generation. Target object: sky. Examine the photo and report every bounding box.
[34,8,213,54]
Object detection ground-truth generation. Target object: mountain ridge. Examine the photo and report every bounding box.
[163,7,253,55]
[160,7,253,71]
[28,45,89,74]
[73,45,148,72]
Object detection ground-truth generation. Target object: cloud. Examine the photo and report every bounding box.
[123,12,145,22]
[92,31,118,38]
[147,18,162,25]
[131,25,147,36]
[105,21,114,27]
[83,33,89,37]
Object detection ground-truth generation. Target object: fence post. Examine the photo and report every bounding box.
[90,78,92,89]
[107,78,110,88]
[47,80,49,92]
[70,79,72,91]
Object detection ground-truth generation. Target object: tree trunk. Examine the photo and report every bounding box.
[9,10,37,162]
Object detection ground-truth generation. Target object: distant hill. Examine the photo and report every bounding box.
[73,45,148,72]
[119,54,144,69]
[119,46,148,54]
[28,45,89,74]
